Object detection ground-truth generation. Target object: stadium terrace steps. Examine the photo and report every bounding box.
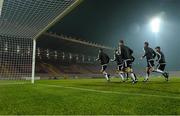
[35,61,118,79]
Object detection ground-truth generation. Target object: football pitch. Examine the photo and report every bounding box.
[0,77,179,115]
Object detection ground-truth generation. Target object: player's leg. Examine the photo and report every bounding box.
[101,64,110,81]
[129,70,137,83]
[126,61,137,83]
[164,71,169,81]
[158,64,169,81]
[144,61,149,81]
[125,73,128,80]
[144,67,150,81]
[144,61,154,81]
[117,65,125,82]
[153,64,165,74]
[118,72,125,82]
[129,61,138,81]
[134,73,138,81]
[123,60,129,80]
[154,64,169,81]
[161,64,169,81]
[146,67,150,78]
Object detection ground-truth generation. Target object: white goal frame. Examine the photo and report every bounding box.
[31,0,83,84]
[0,0,83,84]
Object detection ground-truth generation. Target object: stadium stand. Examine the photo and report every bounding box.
[35,33,114,79]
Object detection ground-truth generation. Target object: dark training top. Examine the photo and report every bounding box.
[112,52,123,65]
[143,47,156,61]
[97,52,110,65]
[119,45,134,60]
[156,51,166,64]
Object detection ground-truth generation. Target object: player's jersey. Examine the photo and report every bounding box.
[156,51,166,64]
[97,52,110,65]
[112,52,123,65]
[143,47,156,61]
[119,45,133,60]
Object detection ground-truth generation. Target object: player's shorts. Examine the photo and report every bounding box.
[117,64,124,71]
[157,63,166,71]
[123,59,133,73]
[124,59,132,68]
[147,59,154,68]
[101,64,107,71]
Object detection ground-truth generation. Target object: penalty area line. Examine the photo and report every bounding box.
[39,84,180,100]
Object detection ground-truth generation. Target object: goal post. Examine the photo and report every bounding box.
[31,0,83,84]
[0,0,83,83]
[31,39,36,84]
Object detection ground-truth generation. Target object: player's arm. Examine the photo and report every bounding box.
[96,53,101,61]
[152,49,157,59]
[111,54,116,62]
[118,46,122,55]
[156,52,161,62]
[141,48,147,59]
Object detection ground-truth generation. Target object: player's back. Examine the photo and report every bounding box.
[120,45,133,60]
[115,53,123,65]
[99,52,110,65]
[157,51,166,63]
[144,47,156,60]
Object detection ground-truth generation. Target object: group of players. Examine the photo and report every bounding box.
[96,40,169,83]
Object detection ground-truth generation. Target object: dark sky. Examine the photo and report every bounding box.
[49,0,180,70]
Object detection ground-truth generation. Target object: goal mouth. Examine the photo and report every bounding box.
[0,0,82,82]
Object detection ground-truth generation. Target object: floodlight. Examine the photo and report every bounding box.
[151,17,161,33]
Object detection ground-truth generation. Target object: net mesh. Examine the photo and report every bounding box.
[0,35,32,79]
[0,0,78,80]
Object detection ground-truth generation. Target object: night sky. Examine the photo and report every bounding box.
[49,0,180,70]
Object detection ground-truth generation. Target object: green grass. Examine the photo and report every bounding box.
[0,77,179,115]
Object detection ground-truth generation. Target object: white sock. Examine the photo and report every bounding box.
[119,72,124,81]
[103,71,109,80]
[155,69,164,74]
[145,73,149,80]
[130,73,135,81]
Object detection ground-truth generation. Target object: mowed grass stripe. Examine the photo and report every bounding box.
[38,84,180,100]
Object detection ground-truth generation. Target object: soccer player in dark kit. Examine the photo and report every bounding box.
[111,49,125,82]
[154,46,169,81]
[96,49,111,82]
[141,42,156,82]
[118,40,137,83]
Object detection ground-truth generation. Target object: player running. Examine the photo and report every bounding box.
[154,46,169,81]
[111,49,125,82]
[96,49,111,82]
[141,42,156,82]
[118,40,137,83]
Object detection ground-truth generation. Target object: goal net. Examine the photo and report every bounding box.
[0,0,81,82]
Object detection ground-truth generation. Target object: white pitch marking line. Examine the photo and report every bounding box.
[0,82,27,85]
[39,84,180,100]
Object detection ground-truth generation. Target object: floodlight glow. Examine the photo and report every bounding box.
[151,17,161,33]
